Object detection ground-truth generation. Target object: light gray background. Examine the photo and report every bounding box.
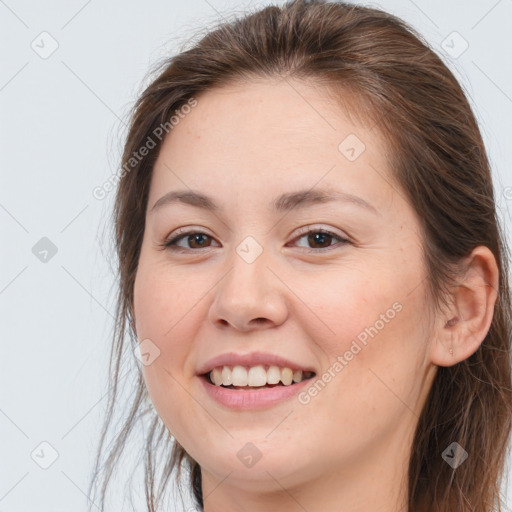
[1,0,511,511]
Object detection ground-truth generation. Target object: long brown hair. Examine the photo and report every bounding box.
[87,1,512,510]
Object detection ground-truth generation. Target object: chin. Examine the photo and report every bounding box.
[198,443,311,483]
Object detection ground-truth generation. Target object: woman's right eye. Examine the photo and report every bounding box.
[161,231,218,252]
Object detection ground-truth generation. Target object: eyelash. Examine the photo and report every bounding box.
[159,226,351,254]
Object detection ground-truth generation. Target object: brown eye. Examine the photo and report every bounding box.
[291,228,350,252]
[184,233,212,249]
[163,231,218,251]
[305,232,335,249]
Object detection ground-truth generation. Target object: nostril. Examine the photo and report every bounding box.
[251,318,270,326]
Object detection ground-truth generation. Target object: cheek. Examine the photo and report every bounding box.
[133,262,199,409]
[133,257,204,344]
[305,268,404,356]
[312,310,427,437]
[134,272,200,442]
[304,259,428,407]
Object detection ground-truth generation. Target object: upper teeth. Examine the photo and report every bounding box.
[209,365,312,387]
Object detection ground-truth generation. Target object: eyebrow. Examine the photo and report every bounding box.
[150,188,379,215]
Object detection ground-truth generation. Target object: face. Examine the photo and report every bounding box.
[133,78,437,497]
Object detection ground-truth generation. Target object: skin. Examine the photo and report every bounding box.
[132,77,498,512]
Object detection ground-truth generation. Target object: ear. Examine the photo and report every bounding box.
[429,246,499,367]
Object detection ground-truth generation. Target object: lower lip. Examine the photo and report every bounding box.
[199,375,313,410]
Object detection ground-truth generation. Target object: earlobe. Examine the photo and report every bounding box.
[429,246,499,367]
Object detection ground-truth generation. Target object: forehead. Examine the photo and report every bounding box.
[165,78,377,155]
[150,78,393,211]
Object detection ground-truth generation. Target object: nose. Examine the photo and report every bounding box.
[207,244,289,332]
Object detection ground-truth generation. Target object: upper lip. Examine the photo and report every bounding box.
[196,351,317,375]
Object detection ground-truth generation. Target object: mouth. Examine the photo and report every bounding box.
[200,368,316,390]
[198,365,317,409]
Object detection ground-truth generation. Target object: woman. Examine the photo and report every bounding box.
[88,1,512,511]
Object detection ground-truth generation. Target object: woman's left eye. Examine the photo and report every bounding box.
[160,227,350,253]
[290,228,350,252]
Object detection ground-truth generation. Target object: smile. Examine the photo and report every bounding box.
[199,366,316,410]
[206,364,315,388]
